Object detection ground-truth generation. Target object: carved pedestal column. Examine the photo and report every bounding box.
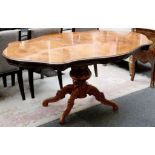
[43,66,118,124]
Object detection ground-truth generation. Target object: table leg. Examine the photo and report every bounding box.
[87,85,118,111]
[43,65,118,124]
[43,85,73,107]
[60,89,79,124]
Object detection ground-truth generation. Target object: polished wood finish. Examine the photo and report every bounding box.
[72,28,99,77]
[3,31,152,124]
[43,66,118,124]
[3,31,152,70]
[27,29,63,99]
[132,28,155,41]
[130,28,155,87]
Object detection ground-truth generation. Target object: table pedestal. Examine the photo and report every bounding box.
[43,66,118,124]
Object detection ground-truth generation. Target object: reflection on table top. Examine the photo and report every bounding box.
[3,30,152,64]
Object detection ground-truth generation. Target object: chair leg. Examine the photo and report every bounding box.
[17,68,25,100]
[11,73,15,86]
[28,69,35,98]
[150,62,155,88]
[40,69,44,79]
[40,74,44,79]
[2,75,7,87]
[57,70,63,89]
[129,56,136,81]
[94,64,98,77]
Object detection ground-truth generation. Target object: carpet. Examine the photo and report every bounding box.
[0,64,150,127]
[40,87,155,127]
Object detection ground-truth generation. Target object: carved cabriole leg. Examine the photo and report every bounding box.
[43,65,119,124]
[60,89,79,124]
[59,66,91,124]
[87,85,118,111]
[129,56,136,81]
[150,62,155,88]
[42,85,73,107]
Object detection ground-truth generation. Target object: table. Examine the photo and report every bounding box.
[3,30,152,124]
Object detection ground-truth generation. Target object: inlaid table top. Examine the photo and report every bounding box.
[3,30,152,69]
[2,30,153,124]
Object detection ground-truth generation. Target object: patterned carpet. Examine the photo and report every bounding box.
[0,64,150,126]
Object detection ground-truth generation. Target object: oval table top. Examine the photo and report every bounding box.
[3,30,152,70]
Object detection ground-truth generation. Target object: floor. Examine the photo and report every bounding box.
[0,61,153,127]
[1,63,150,127]
[40,61,155,127]
[40,87,155,127]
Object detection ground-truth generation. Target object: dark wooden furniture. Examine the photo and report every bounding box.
[0,29,25,100]
[129,28,155,87]
[3,30,151,124]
